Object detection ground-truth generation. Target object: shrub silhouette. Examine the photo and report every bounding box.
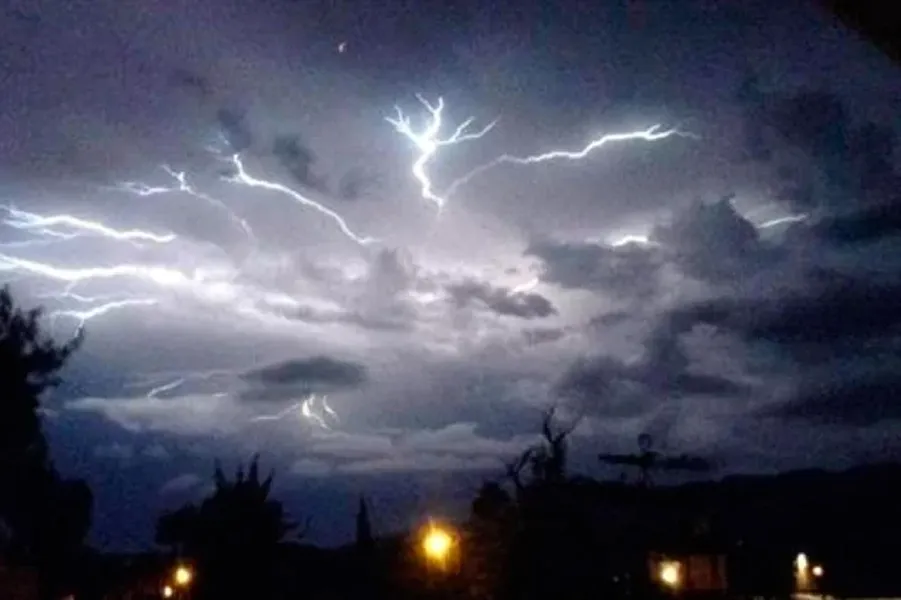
[156,455,304,599]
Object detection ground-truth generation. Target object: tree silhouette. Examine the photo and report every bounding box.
[0,286,92,598]
[471,409,598,600]
[0,286,81,477]
[355,495,374,553]
[501,407,578,496]
[156,455,303,599]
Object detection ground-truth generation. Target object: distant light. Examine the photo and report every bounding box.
[174,565,193,586]
[338,41,347,53]
[422,525,453,563]
[812,565,824,577]
[795,552,809,573]
[162,585,174,598]
[659,561,682,588]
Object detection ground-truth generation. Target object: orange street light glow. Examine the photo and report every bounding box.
[659,561,682,588]
[174,565,193,586]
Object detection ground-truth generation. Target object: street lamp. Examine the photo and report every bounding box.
[161,585,174,599]
[421,523,455,571]
[795,552,814,591]
[174,565,193,587]
[659,560,682,590]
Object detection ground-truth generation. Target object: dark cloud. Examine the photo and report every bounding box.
[446,279,556,319]
[652,196,777,283]
[336,166,381,202]
[588,311,631,328]
[763,369,901,426]
[813,201,901,245]
[171,69,212,99]
[556,318,749,417]
[671,273,901,356]
[242,356,367,389]
[743,85,900,212]
[272,134,329,192]
[526,239,662,299]
[522,327,566,346]
[216,107,254,153]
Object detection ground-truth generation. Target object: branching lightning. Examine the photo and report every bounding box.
[250,394,338,430]
[118,165,255,242]
[444,124,695,200]
[224,154,377,246]
[387,95,496,209]
[50,297,159,328]
[2,206,176,246]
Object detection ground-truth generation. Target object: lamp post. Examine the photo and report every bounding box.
[422,525,455,572]
[418,521,460,599]
[659,560,683,591]
[161,564,194,599]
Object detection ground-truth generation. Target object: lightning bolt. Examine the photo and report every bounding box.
[2,206,176,246]
[250,400,307,423]
[0,253,184,331]
[50,298,159,329]
[756,214,809,229]
[224,154,377,246]
[117,165,255,242]
[387,95,497,210]
[146,377,188,398]
[444,124,694,200]
[511,277,539,294]
[0,247,306,333]
[250,394,339,430]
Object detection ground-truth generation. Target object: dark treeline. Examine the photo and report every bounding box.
[3,286,901,600]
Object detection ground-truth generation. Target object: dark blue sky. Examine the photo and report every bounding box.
[2,0,900,550]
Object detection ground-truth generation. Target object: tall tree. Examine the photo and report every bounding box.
[355,495,374,553]
[0,286,92,598]
[0,286,80,477]
[156,455,303,600]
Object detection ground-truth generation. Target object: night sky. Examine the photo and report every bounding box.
[2,0,900,550]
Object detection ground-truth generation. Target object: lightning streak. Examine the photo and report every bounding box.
[444,124,693,200]
[756,214,809,229]
[250,400,306,423]
[118,166,255,242]
[0,249,302,330]
[147,378,187,398]
[250,394,338,430]
[3,206,176,245]
[387,95,496,209]
[51,298,159,328]
[224,154,376,246]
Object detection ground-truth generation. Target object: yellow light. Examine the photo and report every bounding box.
[422,526,453,563]
[162,585,174,598]
[659,561,682,588]
[812,565,824,577]
[174,565,193,586]
[796,553,809,573]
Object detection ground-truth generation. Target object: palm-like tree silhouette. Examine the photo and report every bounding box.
[156,455,304,599]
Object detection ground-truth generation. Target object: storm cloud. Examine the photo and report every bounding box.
[2,0,899,549]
